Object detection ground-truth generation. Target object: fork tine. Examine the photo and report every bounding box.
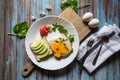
[87,39,94,47]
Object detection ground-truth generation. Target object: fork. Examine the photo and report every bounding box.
[92,36,109,65]
[79,39,94,72]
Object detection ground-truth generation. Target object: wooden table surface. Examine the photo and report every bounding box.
[0,0,120,80]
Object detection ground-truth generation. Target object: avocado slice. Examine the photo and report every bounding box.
[38,47,48,55]
[36,49,50,59]
[30,39,41,49]
[32,42,44,51]
[34,45,48,55]
[33,44,45,54]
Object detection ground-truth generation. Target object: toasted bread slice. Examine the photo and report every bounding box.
[30,37,53,62]
[49,34,73,58]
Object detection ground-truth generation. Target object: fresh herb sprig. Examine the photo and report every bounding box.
[61,0,78,13]
[60,0,90,13]
[49,22,74,44]
[52,22,68,35]
[8,21,28,38]
[68,35,74,44]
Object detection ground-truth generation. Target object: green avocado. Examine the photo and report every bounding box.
[34,45,48,55]
[38,46,48,55]
[32,42,44,51]
[36,49,50,59]
[31,39,41,49]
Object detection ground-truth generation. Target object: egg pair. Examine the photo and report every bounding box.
[82,12,99,28]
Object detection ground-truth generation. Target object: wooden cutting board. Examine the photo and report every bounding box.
[21,8,91,77]
[59,8,91,41]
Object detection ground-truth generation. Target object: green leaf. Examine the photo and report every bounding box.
[60,0,78,13]
[13,21,28,38]
[69,35,74,44]
[61,0,90,13]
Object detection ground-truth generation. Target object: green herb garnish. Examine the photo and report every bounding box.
[69,35,74,44]
[8,21,28,38]
[60,0,90,13]
[52,22,68,35]
[61,0,78,13]
[48,26,56,32]
[49,22,74,44]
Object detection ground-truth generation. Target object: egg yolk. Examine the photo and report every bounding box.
[51,40,69,58]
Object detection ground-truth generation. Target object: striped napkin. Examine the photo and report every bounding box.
[77,24,120,73]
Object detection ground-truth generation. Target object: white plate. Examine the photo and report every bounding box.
[25,16,79,70]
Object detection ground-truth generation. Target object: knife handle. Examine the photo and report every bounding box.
[21,61,34,77]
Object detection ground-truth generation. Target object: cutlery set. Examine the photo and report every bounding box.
[78,31,116,72]
[79,35,110,71]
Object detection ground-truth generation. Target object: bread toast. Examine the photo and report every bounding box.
[49,34,73,58]
[30,37,53,62]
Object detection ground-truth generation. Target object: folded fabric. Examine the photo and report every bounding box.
[77,24,120,73]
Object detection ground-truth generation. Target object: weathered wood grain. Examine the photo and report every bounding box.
[93,0,107,80]
[9,0,17,80]
[105,0,120,80]
[0,0,5,80]
[0,0,120,80]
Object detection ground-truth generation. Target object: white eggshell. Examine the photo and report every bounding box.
[82,12,93,22]
[40,11,46,17]
[88,18,99,28]
[31,16,36,21]
[46,4,52,10]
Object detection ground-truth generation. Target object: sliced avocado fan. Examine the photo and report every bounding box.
[30,39,50,58]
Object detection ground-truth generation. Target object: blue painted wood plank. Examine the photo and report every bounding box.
[24,0,37,79]
[81,70,94,80]
[54,68,67,80]
[9,0,18,80]
[54,0,61,16]
[68,61,80,80]
[30,0,36,17]
[42,0,49,16]
[92,0,108,80]
[96,0,106,28]
[0,0,5,80]
[3,0,14,79]
[16,0,29,80]
[106,0,120,80]
[79,0,95,80]
[73,62,80,80]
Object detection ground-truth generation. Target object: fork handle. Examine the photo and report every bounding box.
[92,44,103,65]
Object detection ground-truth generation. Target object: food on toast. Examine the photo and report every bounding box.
[50,34,73,58]
[30,37,52,61]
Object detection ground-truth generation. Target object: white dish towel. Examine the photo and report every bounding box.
[77,24,120,73]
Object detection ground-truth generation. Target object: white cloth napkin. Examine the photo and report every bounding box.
[77,24,120,73]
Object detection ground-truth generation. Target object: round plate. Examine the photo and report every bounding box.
[25,16,79,70]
